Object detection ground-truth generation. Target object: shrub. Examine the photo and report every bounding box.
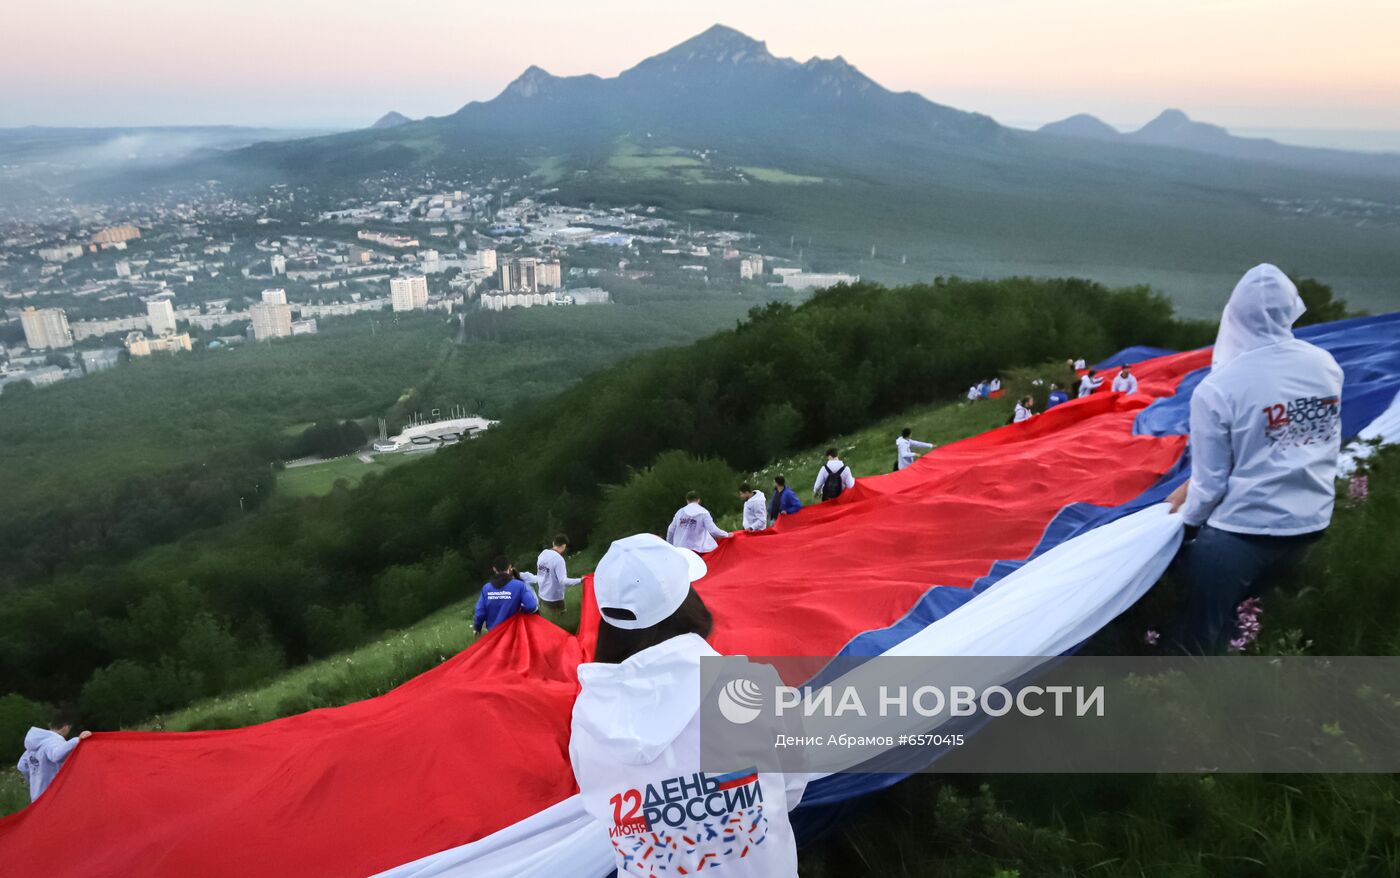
[595,451,740,545]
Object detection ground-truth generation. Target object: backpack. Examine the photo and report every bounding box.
[820,462,847,501]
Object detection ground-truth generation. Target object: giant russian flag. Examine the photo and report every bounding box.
[3,313,1398,877]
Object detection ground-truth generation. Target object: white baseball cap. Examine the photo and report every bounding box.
[594,533,707,629]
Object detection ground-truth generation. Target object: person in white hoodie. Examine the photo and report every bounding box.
[1012,395,1035,424]
[534,534,583,616]
[1078,370,1104,398]
[570,534,807,877]
[895,427,934,471]
[666,492,731,553]
[1168,264,1343,651]
[1111,365,1139,394]
[17,717,90,801]
[738,483,767,532]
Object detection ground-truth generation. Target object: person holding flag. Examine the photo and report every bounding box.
[570,534,806,877]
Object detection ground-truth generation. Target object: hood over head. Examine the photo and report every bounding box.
[574,633,717,764]
[1212,264,1305,369]
[23,727,62,752]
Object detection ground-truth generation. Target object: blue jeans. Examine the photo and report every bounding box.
[1178,525,1320,653]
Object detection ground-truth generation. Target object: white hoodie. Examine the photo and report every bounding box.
[666,503,730,553]
[1181,264,1344,535]
[1111,372,1139,394]
[570,635,806,877]
[896,435,933,470]
[17,727,80,801]
[741,491,768,532]
[534,547,582,602]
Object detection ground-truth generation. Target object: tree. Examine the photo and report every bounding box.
[596,451,740,545]
[1293,276,1358,328]
[0,693,51,748]
[289,420,369,459]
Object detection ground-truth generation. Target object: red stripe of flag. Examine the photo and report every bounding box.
[715,772,757,791]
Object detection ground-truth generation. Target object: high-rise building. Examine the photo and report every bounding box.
[146,297,178,336]
[19,307,74,350]
[249,302,293,341]
[390,275,429,312]
[499,258,561,293]
[739,254,764,280]
[270,254,287,276]
[468,248,498,273]
[261,288,288,305]
[536,259,562,291]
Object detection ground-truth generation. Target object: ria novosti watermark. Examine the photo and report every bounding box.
[699,656,1400,775]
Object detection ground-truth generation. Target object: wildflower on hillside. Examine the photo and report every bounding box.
[1228,597,1263,653]
[1348,474,1369,503]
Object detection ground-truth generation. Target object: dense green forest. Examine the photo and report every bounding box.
[0,294,767,588]
[0,277,1214,727]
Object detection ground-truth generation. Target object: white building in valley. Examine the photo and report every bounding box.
[19,307,73,350]
[146,296,178,336]
[390,275,429,312]
[779,271,859,291]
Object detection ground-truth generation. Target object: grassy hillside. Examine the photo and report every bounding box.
[275,454,422,499]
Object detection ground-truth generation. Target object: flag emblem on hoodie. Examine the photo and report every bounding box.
[1262,395,1340,448]
[608,769,768,873]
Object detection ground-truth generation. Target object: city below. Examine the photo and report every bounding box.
[0,174,857,394]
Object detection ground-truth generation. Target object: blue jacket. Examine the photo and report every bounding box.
[768,486,803,520]
[474,576,538,632]
[1046,390,1069,409]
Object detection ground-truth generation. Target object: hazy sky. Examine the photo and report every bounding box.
[5,0,1399,134]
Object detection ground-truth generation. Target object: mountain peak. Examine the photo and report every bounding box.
[638,24,778,68]
[1142,108,1193,130]
[1039,113,1120,140]
[369,111,411,129]
[500,65,559,99]
[1134,108,1231,143]
[801,55,879,97]
[677,24,768,54]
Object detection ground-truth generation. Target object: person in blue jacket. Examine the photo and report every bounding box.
[767,475,803,523]
[473,556,539,635]
[1045,383,1070,409]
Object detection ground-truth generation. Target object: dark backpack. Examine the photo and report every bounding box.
[820,462,847,500]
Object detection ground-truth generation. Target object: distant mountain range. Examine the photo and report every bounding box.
[25,25,1400,314]
[460,25,1000,144]
[202,23,1398,189]
[215,24,1016,185]
[1038,108,1400,179]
